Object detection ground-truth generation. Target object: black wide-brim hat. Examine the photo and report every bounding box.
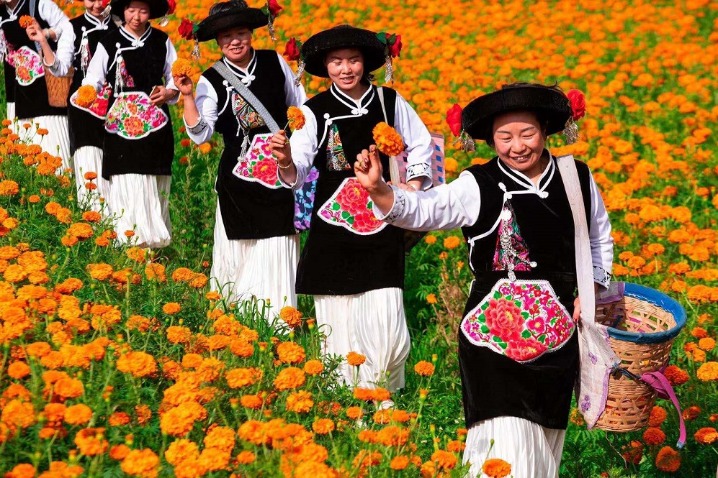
[110,0,169,20]
[462,84,572,142]
[301,25,386,78]
[195,6,267,42]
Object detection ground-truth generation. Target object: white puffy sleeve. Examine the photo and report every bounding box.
[38,0,73,76]
[281,105,317,190]
[81,41,108,90]
[276,52,307,107]
[588,172,614,288]
[184,75,218,145]
[394,92,433,190]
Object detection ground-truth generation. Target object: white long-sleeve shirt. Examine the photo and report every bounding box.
[376,155,614,287]
[184,51,307,144]
[285,84,434,191]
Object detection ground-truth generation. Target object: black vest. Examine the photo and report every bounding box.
[0,0,65,118]
[457,156,591,430]
[295,85,405,295]
[204,50,295,240]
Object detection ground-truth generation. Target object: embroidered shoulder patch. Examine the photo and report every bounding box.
[326,124,350,171]
[232,92,265,130]
[493,201,534,277]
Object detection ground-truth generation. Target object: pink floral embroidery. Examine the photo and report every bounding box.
[105,92,168,140]
[9,46,44,86]
[461,279,575,363]
[317,178,387,235]
[231,133,282,189]
[71,84,112,119]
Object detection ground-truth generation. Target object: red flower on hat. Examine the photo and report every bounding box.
[446,104,463,137]
[101,0,110,8]
[389,34,402,58]
[284,37,301,61]
[267,0,282,16]
[178,19,194,40]
[166,0,176,15]
[567,89,586,121]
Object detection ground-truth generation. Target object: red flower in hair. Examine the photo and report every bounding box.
[166,0,176,14]
[389,34,402,58]
[178,19,194,40]
[566,89,586,120]
[284,37,301,61]
[267,0,282,16]
[446,104,463,137]
[101,0,110,8]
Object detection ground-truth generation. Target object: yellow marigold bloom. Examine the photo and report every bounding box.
[482,458,512,478]
[165,438,200,466]
[166,326,192,344]
[277,341,306,364]
[225,367,263,389]
[171,58,193,77]
[443,235,461,249]
[347,351,366,366]
[287,106,306,131]
[697,362,718,381]
[312,418,335,435]
[75,85,97,108]
[286,390,313,413]
[74,427,108,456]
[426,293,437,304]
[7,361,31,379]
[279,305,303,328]
[116,351,158,378]
[273,367,306,390]
[414,360,435,376]
[120,448,159,478]
[162,302,181,315]
[698,337,716,351]
[304,359,324,376]
[372,122,404,157]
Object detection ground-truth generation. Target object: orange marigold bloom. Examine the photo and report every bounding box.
[117,351,158,378]
[164,438,200,465]
[287,106,306,131]
[237,420,270,446]
[312,418,335,435]
[162,302,181,315]
[7,361,31,379]
[347,351,366,366]
[292,462,337,477]
[664,365,689,385]
[87,263,113,281]
[126,247,146,263]
[171,58,193,77]
[643,426,666,446]
[225,367,263,389]
[75,85,97,108]
[109,411,131,427]
[0,179,19,196]
[273,367,306,390]
[240,394,263,410]
[166,326,192,344]
[648,406,668,427]
[110,444,131,460]
[443,235,462,249]
[74,427,108,456]
[390,456,409,470]
[431,450,457,469]
[691,326,708,338]
[63,403,93,426]
[304,359,324,375]
[482,458,512,478]
[277,341,306,364]
[286,390,313,413]
[696,361,718,381]
[159,402,207,437]
[694,427,718,445]
[6,464,36,478]
[372,122,404,157]
[683,405,701,421]
[39,461,84,477]
[135,404,152,425]
[655,446,681,473]
[120,448,159,478]
[414,360,435,376]
[698,337,715,351]
[54,377,85,399]
[346,406,363,420]
[235,450,255,465]
[279,305,303,328]
[1,399,35,430]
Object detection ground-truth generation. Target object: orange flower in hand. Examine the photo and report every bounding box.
[287,106,305,131]
[171,58,193,77]
[75,85,97,108]
[19,15,34,28]
[372,122,404,157]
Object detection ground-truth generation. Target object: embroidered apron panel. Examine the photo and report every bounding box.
[70,84,111,119]
[232,91,265,130]
[317,177,387,235]
[9,46,44,85]
[231,133,282,189]
[104,92,168,139]
[461,279,576,363]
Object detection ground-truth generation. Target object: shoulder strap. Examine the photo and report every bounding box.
[29,0,37,18]
[211,60,280,133]
[377,86,388,123]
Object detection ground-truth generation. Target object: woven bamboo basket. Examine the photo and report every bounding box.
[45,67,75,108]
[594,283,686,432]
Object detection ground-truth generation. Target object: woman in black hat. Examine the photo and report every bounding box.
[173,0,306,318]
[67,0,117,210]
[83,0,179,247]
[354,83,614,476]
[271,25,433,397]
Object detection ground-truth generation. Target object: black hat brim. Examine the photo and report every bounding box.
[301,26,386,78]
[195,9,268,42]
[462,85,572,142]
[110,0,169,20]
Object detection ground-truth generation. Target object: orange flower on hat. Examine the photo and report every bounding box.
[287,106,305,131]
[372,122,404,157]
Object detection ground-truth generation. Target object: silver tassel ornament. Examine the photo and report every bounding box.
[267,16,276,41]
[460,132,475,152]
[191,39,200,60]
[80,34,91,76]
[0,29,7,63]
[293,59,304,87]
[115,53,126,92]
[384,56,393,83]
[563,117,579,144]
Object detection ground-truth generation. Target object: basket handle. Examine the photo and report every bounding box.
[641,370,686,449]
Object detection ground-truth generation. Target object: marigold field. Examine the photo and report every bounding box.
[0,0,717,476]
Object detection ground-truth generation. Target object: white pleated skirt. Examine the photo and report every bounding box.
[211,202,299,319]
[16,115,72,172]
[463,416,566,478]
[106,174,171,249]
[73,146,108,212]
[6,102,15,121]
[314,288,410,392]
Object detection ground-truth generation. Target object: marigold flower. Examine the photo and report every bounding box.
[372,122,404,157]
[414,360,435,376]
[1,399,35,430]
[159,402,207,437]
[0,180,19,196]
[54,377,85,399]
[482,458,512,478]
[347,351,366,366]
[273,367,306,390]
[237,420,270,446]
[648,406,667,427]
[696,361,718,381]
[74,427,108,456]
[63,404,93,425]
[655,446,681,473]
[279,305,303,328]
[240,394,263,410]
[116,351,158,378]
[698,337,715,351]
[277,341,306,364]
[683,405,701,421]
[109,411,131,427]
[18,15,34,28]
[664,365,689,385]
[235,450,256,465]
[694,427,718,445]
[390,456,409,470]
[287,106,306,131]
[75,85,97,108]
[171,58,193,77]
[7,361,31,379]
[166,326,192,344]
[304,359,324,375]
[443,235,462,249]
[165,438,200,465]
[120,448,159,478]
[621,440,644,465]
[162,302,181,315]
[312,418,335,435]
[225,367,263,389]
[643,426,666,446]
[110,444,131,460]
